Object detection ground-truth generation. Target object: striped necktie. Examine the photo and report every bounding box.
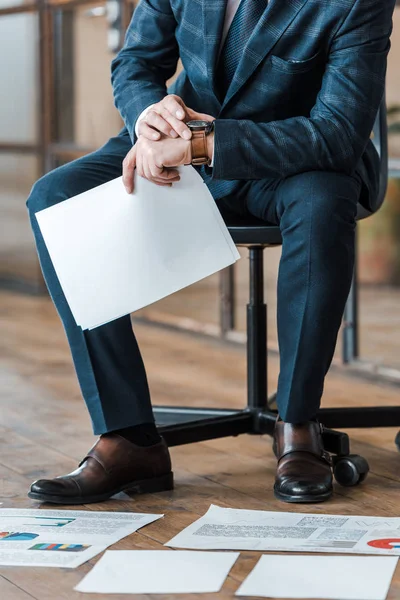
[216,0,267,100]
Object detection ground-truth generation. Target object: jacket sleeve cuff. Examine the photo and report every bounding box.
[210,119,248,179]
[125,90,166,144]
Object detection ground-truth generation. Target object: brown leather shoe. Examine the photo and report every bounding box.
[28,434,173,505]
[273,420,333,503]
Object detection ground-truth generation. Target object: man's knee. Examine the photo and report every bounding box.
[26,169,67,215]
[279,171,360,232]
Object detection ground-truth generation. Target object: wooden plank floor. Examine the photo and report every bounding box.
[1,290,400,600]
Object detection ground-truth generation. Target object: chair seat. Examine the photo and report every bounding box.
[226,214,282,246]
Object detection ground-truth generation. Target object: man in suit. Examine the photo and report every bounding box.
[27,0,395,505]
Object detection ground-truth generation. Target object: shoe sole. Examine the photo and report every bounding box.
[27,472,174,505]
[273,485,333,504]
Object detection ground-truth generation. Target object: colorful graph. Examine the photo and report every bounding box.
[0,532,39,541]
[367,538,400,550]
[5,516,75,528]
[29,543,90,553]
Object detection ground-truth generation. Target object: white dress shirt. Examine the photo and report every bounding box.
[134,0,244,166]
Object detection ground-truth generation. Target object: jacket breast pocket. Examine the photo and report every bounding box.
[270,50,324,74]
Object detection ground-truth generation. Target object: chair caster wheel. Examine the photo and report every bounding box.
[333,454,369,487]
[395,431,400,452]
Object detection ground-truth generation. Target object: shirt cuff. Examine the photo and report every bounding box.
[210,136,215,167]
[134,104,156,137]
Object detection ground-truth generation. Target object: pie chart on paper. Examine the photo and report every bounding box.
[367,538,400,550]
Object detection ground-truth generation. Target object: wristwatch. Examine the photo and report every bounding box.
[186,120,215,166]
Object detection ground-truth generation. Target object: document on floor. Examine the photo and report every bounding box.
[236,555,398,600]
[75,549,240,594]
[0,508,162,568]
[35,167,240,330]
[166,504,400,556]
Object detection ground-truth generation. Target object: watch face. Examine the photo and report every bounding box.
[187,120,210,130]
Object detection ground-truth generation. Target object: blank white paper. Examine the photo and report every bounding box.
[36,167,240,330]
[236,555,398,600]
[75,550,239,594]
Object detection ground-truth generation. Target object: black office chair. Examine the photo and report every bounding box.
[155,96,400,488]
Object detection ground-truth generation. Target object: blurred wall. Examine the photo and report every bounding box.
[387,9,400,158]
[387,9,400,108]
[73,5,122,148]
[0,11,38,182]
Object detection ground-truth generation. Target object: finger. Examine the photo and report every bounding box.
[151,174,180,185]
[141,169,179,186]
[145,110,177,137]
[157,168,180,181]
[164,95,187,120]
[186,107,215,122]
[142,155,154,183]
[136,152,144,179]
[138,121,161,141]
[147,160,180,185]
[148,158,164,180]
[149,163,181,182]
[151,173,181,186]
[152,176,180,186]
[122,146,137,193]
[159,154,183,169]
[158,106,192,139]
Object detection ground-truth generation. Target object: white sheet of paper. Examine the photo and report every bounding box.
[236,555,398,600]
[0,509,162,568]
[75,550,239,594]
[166,505,400,556]
[35,167,240,330]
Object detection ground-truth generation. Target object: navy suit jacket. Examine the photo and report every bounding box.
[111,0,395,212]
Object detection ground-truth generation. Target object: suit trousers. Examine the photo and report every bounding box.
[26,131,361,433]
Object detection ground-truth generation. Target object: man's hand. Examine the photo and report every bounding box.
[123,134,192,193]
[138,94,214,141]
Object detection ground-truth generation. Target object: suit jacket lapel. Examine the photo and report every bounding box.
[202,0,228,106]
[222,0,310,108]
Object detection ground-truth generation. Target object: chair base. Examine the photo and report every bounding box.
[155,402,400,449]
[154,240,400,491]
[155,402,400,489]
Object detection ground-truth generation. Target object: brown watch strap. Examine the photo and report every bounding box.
[191,130,210,166]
